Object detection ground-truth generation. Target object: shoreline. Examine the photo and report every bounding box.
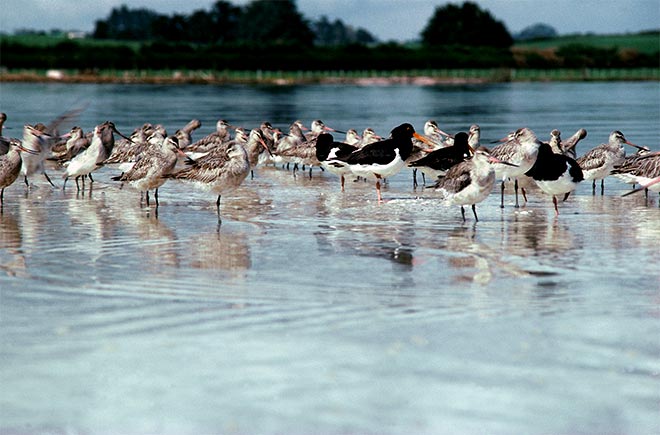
[1,68,658,85]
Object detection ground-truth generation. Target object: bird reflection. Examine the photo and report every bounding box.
[502,212,578,261]
[186,226,251,276]
[0,211,27,277]
[314,193,417,274]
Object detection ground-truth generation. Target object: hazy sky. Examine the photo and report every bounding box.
[2,0,659,41]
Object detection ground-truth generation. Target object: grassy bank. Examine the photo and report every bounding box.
[1,67,659,85]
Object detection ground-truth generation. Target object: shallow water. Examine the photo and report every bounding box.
[0,81,659,434]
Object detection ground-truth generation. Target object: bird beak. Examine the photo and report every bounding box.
[111,125,133,142]
[16,143,40,155]
[622,175,660,197]
[488,155,518,166]
[259,137,273,157]
[625,140,650,152]
[491,134,511,144]
[437,128,453,138]
[413,132,436,152]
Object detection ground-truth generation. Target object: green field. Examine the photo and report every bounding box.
[2,33,141,51]
[514,32,660,55]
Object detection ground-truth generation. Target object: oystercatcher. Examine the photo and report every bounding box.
[325,123,431,202]
[525,140,584,215]
[408,131,473,181]
[315,133,358,191]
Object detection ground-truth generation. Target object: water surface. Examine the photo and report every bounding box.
[1,81,659,434]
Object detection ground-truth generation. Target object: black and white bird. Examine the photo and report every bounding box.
[316,133,358,192]
[408,131,473,181]
[525,140,584,215]
[325,123,432,202]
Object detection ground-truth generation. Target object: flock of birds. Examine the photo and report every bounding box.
[0,111,659,222]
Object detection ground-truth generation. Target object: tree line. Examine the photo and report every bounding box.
[1,1,657,71]
[92,0,377,47]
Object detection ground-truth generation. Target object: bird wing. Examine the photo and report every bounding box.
[576,147,607,171]
[433,160,472,193]
[340,140,396,165]
[173,147,231,183]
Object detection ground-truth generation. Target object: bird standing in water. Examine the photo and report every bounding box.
[433,150,516,222]
[325,123,432,202]
[0,140,26,205]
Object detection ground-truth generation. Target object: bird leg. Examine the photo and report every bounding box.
[521,187,528,204]
[62,177,68,191]
[340,175,345,192]
[75,176,81,192]
[514,178,520,208]
[145,191,150,206]
[500,180,505,208]
[460,206,466,222]
[600,179,604,195]
[24,176,29,187]
[44,172,56,188]
[216,194,222,224]
[591,180,596,195]
[375,175,383,203]
[309,166,313,179]
[472,204,479,222]
[552,195,559,215]
[89,173,94,183]
[413,168,418,189]
[154,189,159,207]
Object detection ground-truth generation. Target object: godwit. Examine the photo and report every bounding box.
[618,151,660,198]
[468,124,481,145]
[244,129,270,178]
[525,141,584,215]
[576,130,648,194]
[273,122,307,167]
[169,137,267,221]
[50,126,91,163]
[355,128,382,148]
[325,123,432,202]
[103,123,154,168]
[19,124,57,188]
[174,119,202,150]
[62,121,128,191]
[344,129,361,146]
[0,113,9,155]
[111,135,184,207]
[0,139,25,205]
[490,127,541,208]
[185,119,233,153]
[560,128,587,159]
[408,131,473,181]
[409,120,450,187]
[305,119,338,141]
[432,150,515,222]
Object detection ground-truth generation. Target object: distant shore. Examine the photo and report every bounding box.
[1,68,658,85]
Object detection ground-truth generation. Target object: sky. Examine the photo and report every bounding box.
[2,0,659,41]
